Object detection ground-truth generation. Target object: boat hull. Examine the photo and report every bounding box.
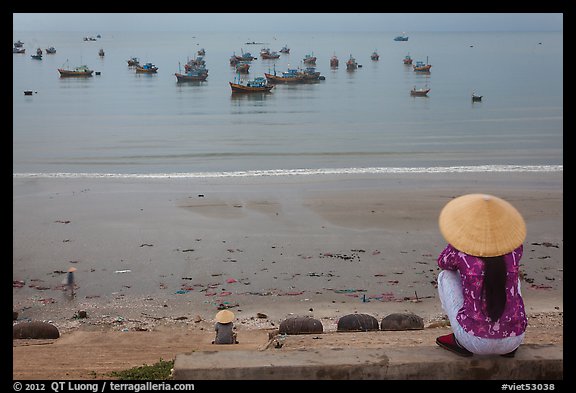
[136,67,158,73]
[229,82,273,93]
[58,69,94,77]
[175,73,208,82]
[410,89,430,97]
[264,73,306,84]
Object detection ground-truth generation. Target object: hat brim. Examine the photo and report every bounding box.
[439,194,526,257]
[68,267,77,272]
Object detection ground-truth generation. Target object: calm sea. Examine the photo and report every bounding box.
[13,31,563,177]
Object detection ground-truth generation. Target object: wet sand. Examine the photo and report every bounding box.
[13,172,563,333]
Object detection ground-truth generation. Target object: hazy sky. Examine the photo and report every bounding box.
[13,13,563,32]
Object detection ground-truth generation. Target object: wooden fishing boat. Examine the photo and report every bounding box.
[98,48,105,57]
[410,86,430,96]
[175,70,208,82]
[14,40,24,48]
[403,54,413,64]
[261,49,280,59]
[136,62,158,73]
[394,33,409,41]
[413,59,431,72]
[371,51,379,61]
[46,47,56,54]
[330,54,339,68]
[229,76,274,93]
[127,57,140,67]
[265,66,322,84]
[235,62,250,73]
[346,54,358,70]
[472,92,483,102]
[279,45,290,54]
[303,53,316,65]
[58,63,94,77]
[31,54,42,60]
[13,47,25,54]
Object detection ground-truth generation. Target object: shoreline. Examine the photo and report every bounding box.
[13,171,563,334]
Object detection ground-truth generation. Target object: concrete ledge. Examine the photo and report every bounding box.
[173,344,562,380]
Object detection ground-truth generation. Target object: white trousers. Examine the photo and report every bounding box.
[437,270,525,355]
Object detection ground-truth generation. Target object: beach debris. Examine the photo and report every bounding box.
[226,278,238,284]
[13,321,60,339]
[114,270,131,274]
[279,317,323,335]
[257,313,268,319]
[531,242,560,248]
[54,220,71,224]
[217,302,239,310]
[13,280,25,288]
[380,313,424,331]
[337,313,379,332]
[139,243,153,247]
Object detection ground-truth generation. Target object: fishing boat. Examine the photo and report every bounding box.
[13,47,25,54]
[31,54,42,60]
[127,57,140,67]
[371,51,379,61]
[136,62,158,73]
[413,58,431,72]
[303,53,316,65]
[279,45,290,54]
[184,56,205,72]
[346,54,358,70]
[394,33,409,41]
[233,50,256,62]
[261,48,280,59]
[265,65,321,84]
[98,48,105,57]
[14,40,24,48]
[175,69,208,82]
[46,47,56,54]
[58,62,94,77]
[330,54,339,68]
[235,61,250,74]
[403,54,413,64]
[229,75,274,93]
[472,92,483,102]
[410,86,430,96]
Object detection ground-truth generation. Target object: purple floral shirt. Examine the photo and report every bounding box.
[438,244,527,339]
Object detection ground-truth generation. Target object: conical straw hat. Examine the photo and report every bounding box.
[68,267,77,272]
[215,309,235,324]
[438,194,526,257]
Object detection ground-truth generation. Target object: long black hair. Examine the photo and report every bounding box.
[482,256,507,322]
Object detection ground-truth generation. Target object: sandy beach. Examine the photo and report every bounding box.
[12,171,563,379]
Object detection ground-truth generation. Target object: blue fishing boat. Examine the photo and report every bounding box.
[230,75,274,93]
[136,62,158,73]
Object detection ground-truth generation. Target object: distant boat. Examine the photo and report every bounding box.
[135,62,158,73]
[31,54,42,60]
[235,61,250,74]
[394,33,409,41]
[233,50,256,62]
[229,75,274,93]
[371,51,379,61]
[303,53,316,65]
[127,57,140,66]
[13,47,25,54]
[279,45,290,54]
[346,54,358,70]
[14,40,24,48]
[330,54,339,68]
[45,47,56,54]
[58,62,94,77]
[265,65,322,84]
[175,69,208,82]
[410,86,430,96]
[98,48,105,57]
[472,92,483,102]
[403,54,413,64]
[261,48,280,59]
[413,58,431,72]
